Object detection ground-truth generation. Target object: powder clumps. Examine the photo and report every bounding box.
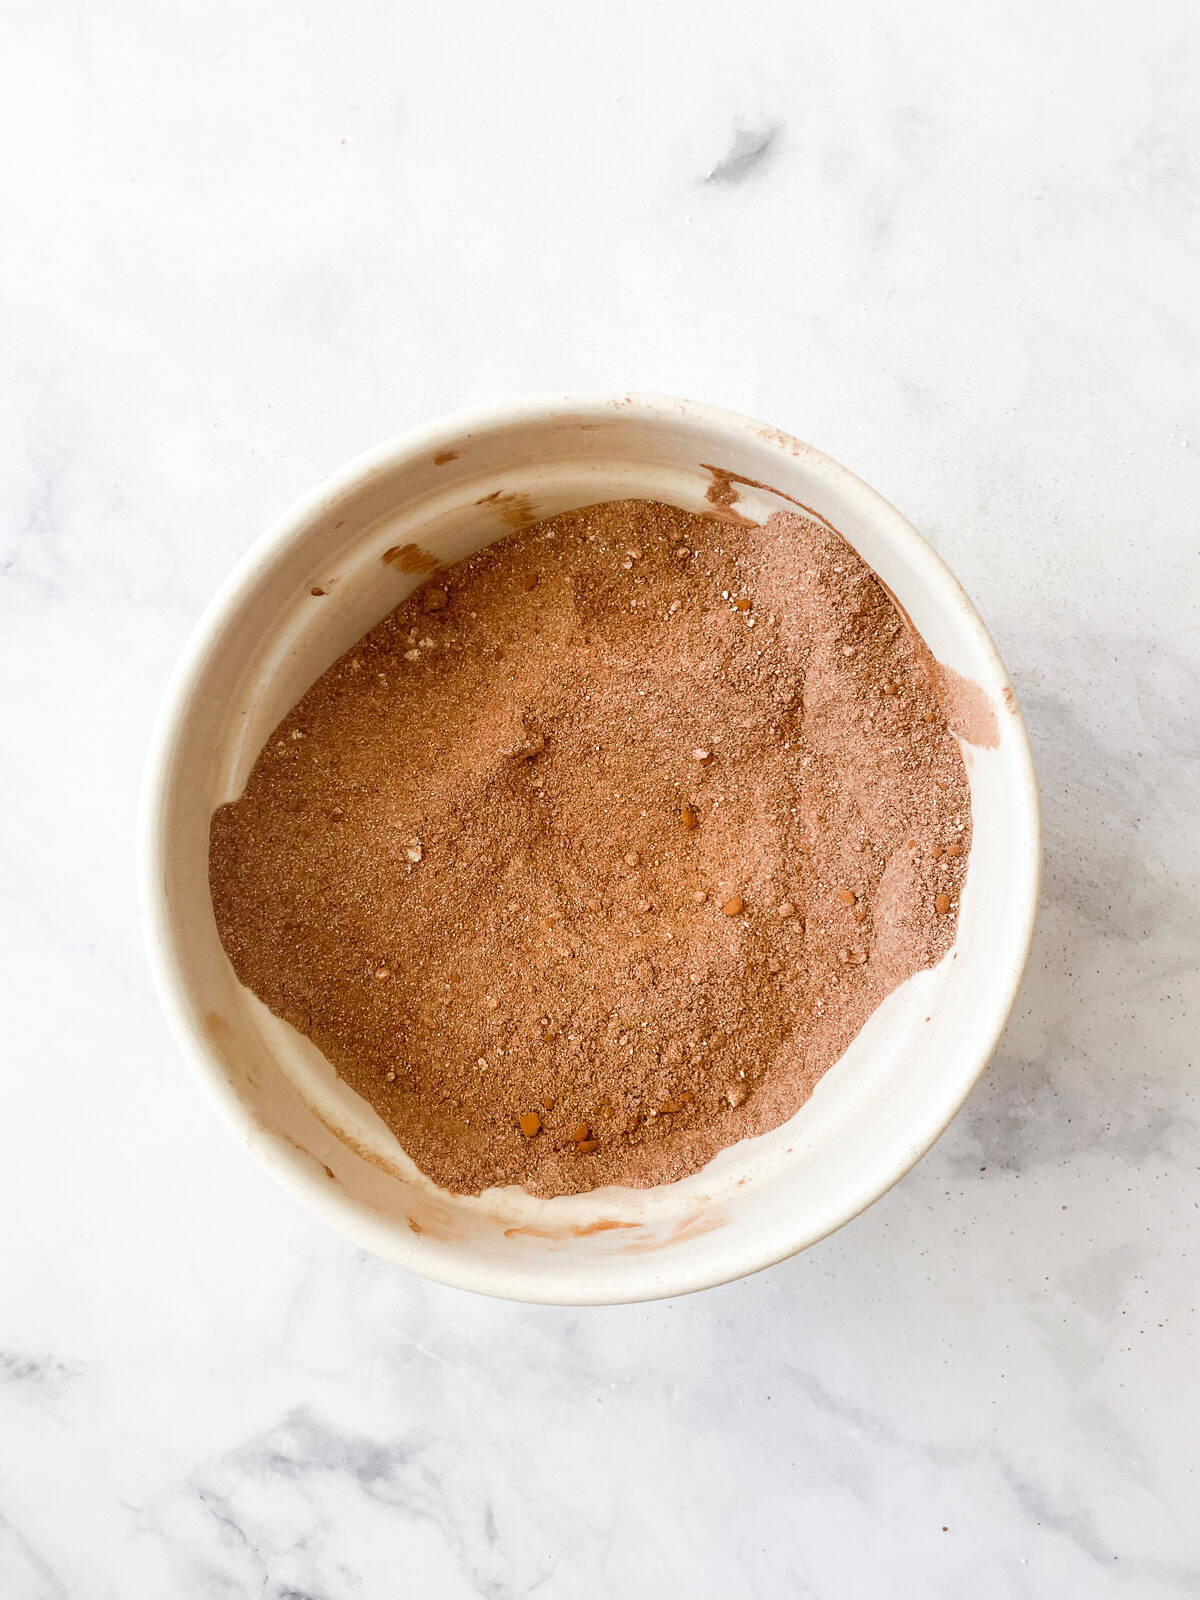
[209,500,971,1197]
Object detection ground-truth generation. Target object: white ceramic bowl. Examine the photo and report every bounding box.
[139,393,1040,1304]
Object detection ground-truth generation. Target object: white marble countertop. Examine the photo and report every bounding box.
[3,1,1197,1595]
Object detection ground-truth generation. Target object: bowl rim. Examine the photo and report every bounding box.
[138,390,1042,1303]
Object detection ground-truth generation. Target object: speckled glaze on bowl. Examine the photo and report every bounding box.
[139,393,1040,1304]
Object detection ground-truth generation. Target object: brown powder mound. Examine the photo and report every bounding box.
[209,501,971,1197]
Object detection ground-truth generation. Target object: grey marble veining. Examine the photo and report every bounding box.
[2,0,1197,1595]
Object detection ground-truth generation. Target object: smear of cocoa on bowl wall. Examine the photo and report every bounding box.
[476,488,538,530]
[381,542,440,574]
[210,499,973,1198]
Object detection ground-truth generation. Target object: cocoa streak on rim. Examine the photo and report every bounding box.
[700,463,843,537]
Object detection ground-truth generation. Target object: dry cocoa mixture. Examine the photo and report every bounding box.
[209,500,971,1197]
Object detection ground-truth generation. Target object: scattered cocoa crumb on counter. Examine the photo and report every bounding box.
[209,500,972,1197]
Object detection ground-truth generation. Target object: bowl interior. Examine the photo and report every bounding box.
[142,395,1038,1303]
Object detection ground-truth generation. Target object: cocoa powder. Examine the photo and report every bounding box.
[209,500,971,1197]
